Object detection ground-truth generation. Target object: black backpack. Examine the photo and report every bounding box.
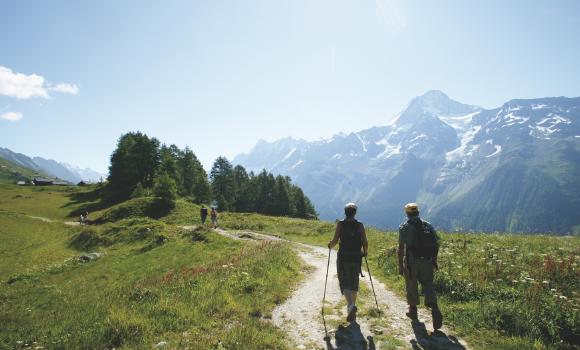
[409,219,438,259]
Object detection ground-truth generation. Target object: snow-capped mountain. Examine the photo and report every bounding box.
[62,163,106,183]
[0,147,106,183]
[233,91,580,234]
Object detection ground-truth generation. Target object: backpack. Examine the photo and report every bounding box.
[338,220,363,262]
[409,219,438,259]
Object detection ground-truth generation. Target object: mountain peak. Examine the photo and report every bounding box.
[399,90,480,123]
[420,89,450,100]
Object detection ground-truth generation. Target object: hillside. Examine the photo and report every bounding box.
[233,91,580,234]
[0,157,43,183]
[0,185,302,349]
[0,147,105,183]
[0,183,578,349]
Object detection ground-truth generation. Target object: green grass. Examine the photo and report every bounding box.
[0,183,91,221]
[0,186,303,349]
[2,184,579,349]
[0,211,78,281]
[0,157,42,184]
[199,211,580,349]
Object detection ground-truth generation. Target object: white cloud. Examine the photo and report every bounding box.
[49,83,79,95]
[0,65,79,99]
[0,66,48,99]
[0,111,23,122]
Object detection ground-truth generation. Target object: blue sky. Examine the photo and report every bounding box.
[1,0,579,173]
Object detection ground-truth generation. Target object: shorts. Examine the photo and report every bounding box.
[337,259,361,293]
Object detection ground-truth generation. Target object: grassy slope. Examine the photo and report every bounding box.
[0,187,302,350]
[0,158,40,184]
[214,213,579,350]
[1,184,579,349]
[104,202,579,349]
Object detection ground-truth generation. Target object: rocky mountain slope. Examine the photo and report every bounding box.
[0,147,105,183]
[234,91,580,234]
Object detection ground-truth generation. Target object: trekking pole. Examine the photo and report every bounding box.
[322,247,331,342]
[364,256,380,312]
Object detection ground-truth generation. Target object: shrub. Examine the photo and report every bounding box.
[153,173,177,202]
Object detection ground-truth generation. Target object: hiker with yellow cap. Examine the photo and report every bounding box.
[328,202,368,323]
[398,203,443,330]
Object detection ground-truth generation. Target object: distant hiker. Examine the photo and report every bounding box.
[398,203,443,330]
[210,207,218,228]
[200,205,208,225]
[328,202,368,323]
[79,211,89,225]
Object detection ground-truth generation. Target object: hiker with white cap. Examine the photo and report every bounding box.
[398,202,443,330]
[328,202,368,323]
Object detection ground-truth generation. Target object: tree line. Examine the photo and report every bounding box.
[107,132,317,219]
[210,156,317,218]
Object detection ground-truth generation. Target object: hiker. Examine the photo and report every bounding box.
[79,211,89,225]
[328,202,368,323]
[200,205,208,225]
[210,207,218,228]
[398,203,443,330]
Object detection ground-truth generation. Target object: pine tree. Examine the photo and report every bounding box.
[153,172,177,202]
[178,147,210,203]
[108,132,160,198]
[273,175,290,216]
[233,165,251,212]
[210,157,235,211]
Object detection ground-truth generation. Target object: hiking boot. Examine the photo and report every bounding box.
[346,305,357,322]
[405,305,418,319]
[432,305,443,330]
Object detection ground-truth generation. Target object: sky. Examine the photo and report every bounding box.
[1,0,579,174]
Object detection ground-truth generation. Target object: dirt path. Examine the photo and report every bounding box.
[27,215,81,226]
[212,229,469,350]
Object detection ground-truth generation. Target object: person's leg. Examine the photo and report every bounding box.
[346,262,361,322]
[417,260,442,329]
[405,261,419,319]
[344,289,354,308]
[417,261,437,307]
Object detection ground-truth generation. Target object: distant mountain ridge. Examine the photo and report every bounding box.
[233,91,580,234]
[0,147,106,183]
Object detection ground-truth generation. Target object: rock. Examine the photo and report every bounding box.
[78,252,105,262]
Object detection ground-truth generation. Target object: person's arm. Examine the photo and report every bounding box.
[328,222,341,249]
[432,225,440,269]
[360,224,368,256]
[398,228,407,276]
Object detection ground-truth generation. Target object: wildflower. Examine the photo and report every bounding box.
[551,288,557,292]
[542,280,549,284]
[559,295,568,300]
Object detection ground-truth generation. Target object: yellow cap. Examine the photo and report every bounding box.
[404,203,419,214]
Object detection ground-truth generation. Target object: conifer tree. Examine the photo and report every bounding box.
[210,157,235,210]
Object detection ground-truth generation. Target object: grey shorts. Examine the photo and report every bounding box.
[337,259,361,293]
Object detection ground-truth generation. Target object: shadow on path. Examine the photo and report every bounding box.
[410,320,466,350]
[324,322,376,350]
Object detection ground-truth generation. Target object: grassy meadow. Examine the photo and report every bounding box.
[0,186,302,349]
[0,182,579,349]
[216,211,580,349]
